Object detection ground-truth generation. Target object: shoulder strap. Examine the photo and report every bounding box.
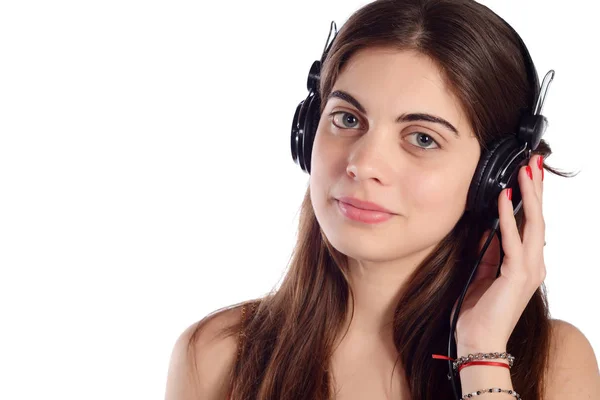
[237,302,257,358]
[229,304,248,400]
[231,303,258,400]
[237,304,248,358]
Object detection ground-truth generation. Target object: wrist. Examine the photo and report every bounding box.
[454,348,513,375]
[457,351,514,396]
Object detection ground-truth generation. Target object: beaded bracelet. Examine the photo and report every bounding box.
[461,387,521,399]
[454,352,515,372]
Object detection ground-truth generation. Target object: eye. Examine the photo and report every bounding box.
[406,132,441,151]
[330,111,363,130]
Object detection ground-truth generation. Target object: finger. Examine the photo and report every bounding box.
[519,163,545,250]
[498,187,522,262]
[528,154,543,205]
[535,154,544,207]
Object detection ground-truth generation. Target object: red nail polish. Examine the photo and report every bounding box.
[507,188,512,200]
[526,166,533,180]
[537,155,544,170]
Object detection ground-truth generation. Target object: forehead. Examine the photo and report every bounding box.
[330,47,470,133]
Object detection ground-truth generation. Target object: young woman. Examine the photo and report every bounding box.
[165,1,599,399]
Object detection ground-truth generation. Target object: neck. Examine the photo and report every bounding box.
[342,243,436,340]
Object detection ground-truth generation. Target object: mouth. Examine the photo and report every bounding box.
[335,196,395,214]
[335,199,395,224]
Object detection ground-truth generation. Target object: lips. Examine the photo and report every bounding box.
[335,196,395,214]
[335,199,394,224]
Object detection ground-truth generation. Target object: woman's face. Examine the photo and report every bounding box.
[309,47,481,263]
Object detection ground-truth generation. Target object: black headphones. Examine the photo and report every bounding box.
[290,20,554,226]
[291,17,555,400]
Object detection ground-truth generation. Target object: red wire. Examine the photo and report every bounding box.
[431,354,510,373]
[458,361,510,373]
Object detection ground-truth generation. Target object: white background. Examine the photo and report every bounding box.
[0,1,597,398]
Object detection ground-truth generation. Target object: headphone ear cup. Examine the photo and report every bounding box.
[291,92,313,172]
[292,57,326,174]
[467,137,505,213]
[299,93,321,174]
[467,135,527,222]
[291,100,304,168]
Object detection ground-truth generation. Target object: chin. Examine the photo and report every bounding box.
[320,220,408,262]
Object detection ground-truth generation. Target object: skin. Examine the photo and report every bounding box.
[309,47,482,397]
[310,46,481,336]
[307,46,600,399]
[164,46,600,400]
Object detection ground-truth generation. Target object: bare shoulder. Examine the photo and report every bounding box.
[545,318,600,399]
[165,305,244,400]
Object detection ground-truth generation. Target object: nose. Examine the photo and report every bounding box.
[345,129,393,184]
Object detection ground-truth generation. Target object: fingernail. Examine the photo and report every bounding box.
[526,165,533,180]
[507,188,512,200]
[537,155,544,170]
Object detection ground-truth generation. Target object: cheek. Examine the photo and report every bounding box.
[309,132,331,203]
[310,132,326,174]
[311,128,344,180]
[408,168,471,211]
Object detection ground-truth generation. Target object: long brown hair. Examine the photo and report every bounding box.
[190,0,576,398]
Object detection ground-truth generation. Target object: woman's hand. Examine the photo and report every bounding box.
[452,154,546,353]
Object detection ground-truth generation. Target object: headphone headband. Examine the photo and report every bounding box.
[315,18,551,147]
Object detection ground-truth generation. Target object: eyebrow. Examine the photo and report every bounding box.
[326,90,460,136]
